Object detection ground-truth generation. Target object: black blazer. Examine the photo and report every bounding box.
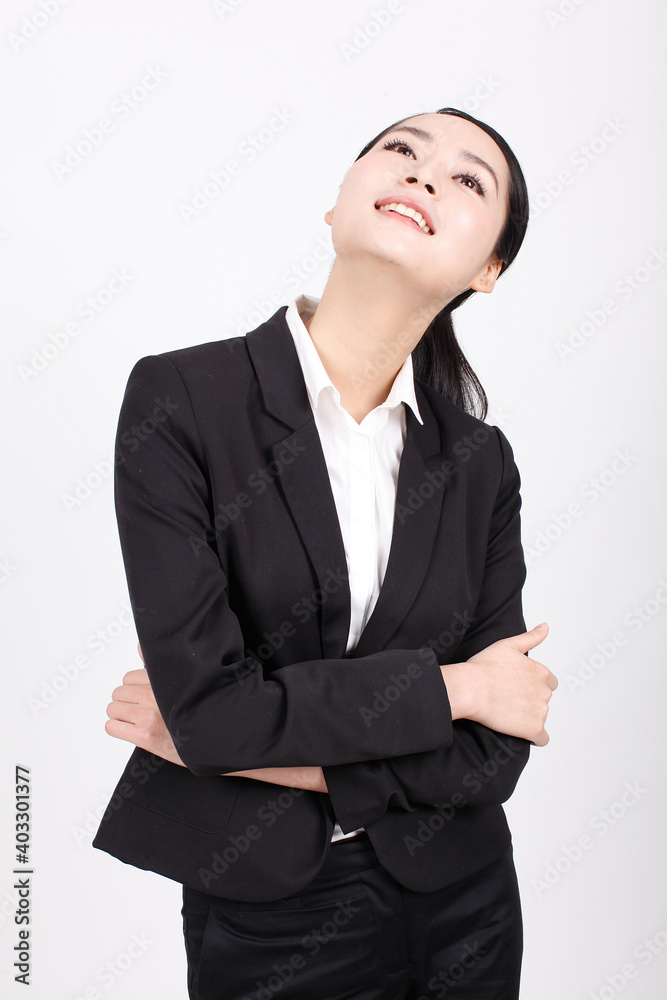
[93,304,530,901]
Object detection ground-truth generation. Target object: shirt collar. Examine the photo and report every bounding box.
[285,293,424,425]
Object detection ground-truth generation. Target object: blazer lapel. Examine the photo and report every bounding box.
[351,390,446,658]
[246,308,351,660]
[272,422,352,660]
[245,307,447,661]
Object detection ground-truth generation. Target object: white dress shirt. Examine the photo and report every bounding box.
[284,293,424,841]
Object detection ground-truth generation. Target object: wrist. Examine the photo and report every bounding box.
[301,766,328,793]
[440,662,476,721]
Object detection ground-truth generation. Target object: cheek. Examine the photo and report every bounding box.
[330,176,370,234]
[456,203,486,235]
[454,206,502,260]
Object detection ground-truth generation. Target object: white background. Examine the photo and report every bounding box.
[2,0,666,997]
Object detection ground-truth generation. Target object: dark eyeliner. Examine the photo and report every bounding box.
[381,137,416,157]
[457,172,487,197]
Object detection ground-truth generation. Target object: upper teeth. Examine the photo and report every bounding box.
[378,202,432,234]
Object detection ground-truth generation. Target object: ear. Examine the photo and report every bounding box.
[324,207,334,227]
[469,256,503,294]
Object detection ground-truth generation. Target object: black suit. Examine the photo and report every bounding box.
[93,305,530,903]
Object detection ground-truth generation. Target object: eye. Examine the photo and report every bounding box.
[381,137,417,159]
[455,172,487,197]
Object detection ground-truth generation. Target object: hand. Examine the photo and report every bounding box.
[440,623,558,746]
[105,647,186,766]
[104,643,329,791]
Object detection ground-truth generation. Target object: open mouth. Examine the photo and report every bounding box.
[375,201,434,235]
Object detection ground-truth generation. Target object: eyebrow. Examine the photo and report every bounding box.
[388,126,500,195]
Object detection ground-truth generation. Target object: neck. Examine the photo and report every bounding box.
[303,259,446,422]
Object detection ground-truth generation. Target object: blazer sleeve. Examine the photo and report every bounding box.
[322,426,532,832]
[113,354,453,777]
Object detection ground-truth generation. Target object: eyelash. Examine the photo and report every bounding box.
[380,136,487,197]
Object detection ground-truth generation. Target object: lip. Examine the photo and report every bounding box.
[374,195,435,234]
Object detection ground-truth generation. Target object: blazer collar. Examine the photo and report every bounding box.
[284,293,424,426]
[245,306,449,659]
[246,305,439,455]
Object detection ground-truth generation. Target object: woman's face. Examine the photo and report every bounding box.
[325,112,511,308]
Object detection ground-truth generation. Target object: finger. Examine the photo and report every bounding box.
[121,668,150,685]
[110,685,143,705]
[105,718,150,748]
[510,623,549,655]
[530,728,550,748]
[106,700,144,724]
[137,641,144,663]
[528,662,559,692]
[110,681,152,704]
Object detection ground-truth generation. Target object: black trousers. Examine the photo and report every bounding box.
[181,832,523,999]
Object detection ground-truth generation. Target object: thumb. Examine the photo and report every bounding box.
[510,622,549,654]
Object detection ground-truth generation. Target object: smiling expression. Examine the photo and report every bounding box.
[324,112,512,305]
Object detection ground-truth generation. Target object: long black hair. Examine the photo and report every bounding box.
[354,107,530,419]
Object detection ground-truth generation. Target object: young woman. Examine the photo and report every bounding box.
[94,106,558,999]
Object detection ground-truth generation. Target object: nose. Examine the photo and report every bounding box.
[405,174,436,196]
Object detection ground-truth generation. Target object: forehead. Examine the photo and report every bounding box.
[382,112,510,187]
